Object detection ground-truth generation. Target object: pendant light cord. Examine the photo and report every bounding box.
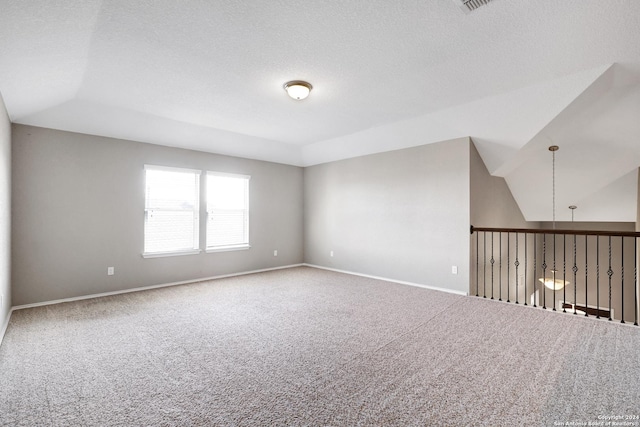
[552,148,556,230]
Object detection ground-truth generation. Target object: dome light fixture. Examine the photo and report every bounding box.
[283,80,312,100]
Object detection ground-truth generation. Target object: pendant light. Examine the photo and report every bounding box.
[538,145,568,291]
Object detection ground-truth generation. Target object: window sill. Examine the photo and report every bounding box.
[206,244,251,253]
[142,249,201,259]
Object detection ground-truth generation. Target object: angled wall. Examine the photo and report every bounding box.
[470,141,534,229]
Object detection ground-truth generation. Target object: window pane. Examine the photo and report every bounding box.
[207,210,248,247]
[207,176,247,210]
[146,169,199,210]
[145,210,198,253]
[144,166,200,255]
[207,173,249,249]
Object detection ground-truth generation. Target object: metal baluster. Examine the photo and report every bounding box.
[553,233,557,311]
[635,238,638,326]
[490,232,495,300]
[573,233,578,315]
[483,232,487,298]
[533,235,537,307]
[524,233,528,306]
[499,232,502,302]
[608,236,613,321]
[515,233,520,304]
[584,235,588,317]
[507,233,511,303]
[596,236,600,319]
[544,234,550,309]
[563,234,567,313]
[621,237,625,324]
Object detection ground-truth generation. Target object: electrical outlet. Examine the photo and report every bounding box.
[452,265,458,275]
[330,251,334,257]
[107,267,114,276]
[273,250,278,257]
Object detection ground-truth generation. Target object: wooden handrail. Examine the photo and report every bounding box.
[470,225,640,238]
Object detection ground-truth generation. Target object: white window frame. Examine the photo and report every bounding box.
[143,164,202,258]
[206,171,251,252]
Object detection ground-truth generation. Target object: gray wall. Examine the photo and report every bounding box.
[469,141,539,298]
[12,125,304,306]
[304,137,471,294]
[0,93,10,329]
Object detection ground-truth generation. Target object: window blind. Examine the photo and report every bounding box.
[144,166,201,255]
[206,172,250,249]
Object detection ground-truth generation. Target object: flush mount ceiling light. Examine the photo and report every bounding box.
[283,80,312,100]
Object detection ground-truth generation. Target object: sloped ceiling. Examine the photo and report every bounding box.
[0,0,639,222]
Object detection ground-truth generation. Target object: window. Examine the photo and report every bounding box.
[206,172,250,251]
[144,165,201,257]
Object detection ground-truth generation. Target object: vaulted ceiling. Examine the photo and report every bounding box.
[1,0,639,222]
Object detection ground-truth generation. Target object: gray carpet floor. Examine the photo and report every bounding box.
[1,266,639,426]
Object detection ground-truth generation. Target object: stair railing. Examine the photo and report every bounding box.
[470,226,640,325]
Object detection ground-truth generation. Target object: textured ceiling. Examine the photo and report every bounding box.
[1,0,639,222]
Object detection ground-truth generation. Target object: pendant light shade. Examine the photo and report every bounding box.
[539,270,569,291]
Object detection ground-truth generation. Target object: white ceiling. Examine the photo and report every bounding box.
[1,0,639,222]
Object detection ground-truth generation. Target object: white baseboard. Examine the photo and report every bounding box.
[303,264,468,296]
[11,263,305,312]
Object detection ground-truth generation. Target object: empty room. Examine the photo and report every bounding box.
[1,0,640,425]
